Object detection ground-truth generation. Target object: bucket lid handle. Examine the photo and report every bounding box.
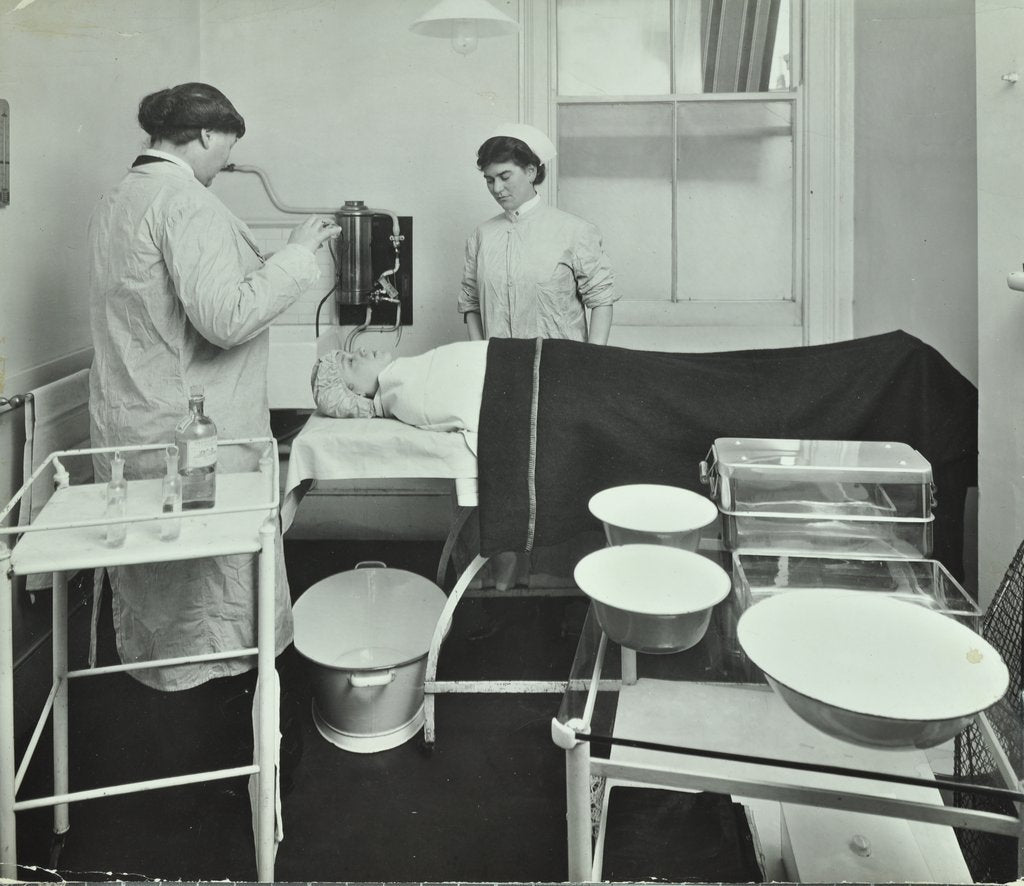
[354,560,387,570]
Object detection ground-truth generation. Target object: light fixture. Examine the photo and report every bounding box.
[409,0,520,56]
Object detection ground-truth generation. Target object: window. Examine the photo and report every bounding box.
[525,0,852,347]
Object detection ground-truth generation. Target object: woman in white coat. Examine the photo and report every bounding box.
[88,82,338,778]
[459,123,618,345]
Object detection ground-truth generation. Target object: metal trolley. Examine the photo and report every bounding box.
[0,439,282,881]
[552,588,1024,882]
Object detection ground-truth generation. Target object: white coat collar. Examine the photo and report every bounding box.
[138,148,196,179]
[504,192,543,223]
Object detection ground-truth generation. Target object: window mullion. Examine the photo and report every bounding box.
[672,101,679,303]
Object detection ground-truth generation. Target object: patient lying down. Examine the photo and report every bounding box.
[311,341,488,435]
[311,339,542,590]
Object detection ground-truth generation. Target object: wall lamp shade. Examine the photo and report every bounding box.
[410,0,520,55]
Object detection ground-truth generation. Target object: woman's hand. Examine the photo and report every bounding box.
[289,215,342,253]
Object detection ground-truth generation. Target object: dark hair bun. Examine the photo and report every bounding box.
[137,82,245,144]
[138,88,177,137]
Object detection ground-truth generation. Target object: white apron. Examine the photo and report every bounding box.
[88,160,319,690]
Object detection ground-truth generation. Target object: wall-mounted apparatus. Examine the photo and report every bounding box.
[224,165,412,347]
[334,200,413,336]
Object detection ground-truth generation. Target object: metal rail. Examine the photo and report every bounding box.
[0,393,30,416]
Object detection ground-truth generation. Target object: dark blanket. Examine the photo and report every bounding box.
[477,331,978,580]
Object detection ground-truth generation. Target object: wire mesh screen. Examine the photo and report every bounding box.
[954,537,1024,882]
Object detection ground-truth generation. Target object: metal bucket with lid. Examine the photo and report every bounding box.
[293,562,447,753]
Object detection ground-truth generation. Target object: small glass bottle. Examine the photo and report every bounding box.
[105,450,128,547]
[160,444,182,541]
[175,385,217,509]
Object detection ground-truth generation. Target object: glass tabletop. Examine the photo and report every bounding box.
[557,549,1023,816]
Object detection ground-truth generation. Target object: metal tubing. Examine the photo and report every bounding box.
[565,740,594,882]
[422,554,490,745]
[51,570,69,835]
[424,680,567,693]
[591,757,1023,838]
[15,678,58,792]
[1019,807,1024,880]
[66,647,257,678]
[14,765,258,811]
[581,632,608,727]
[223,164,338,215]
[255,518,277,882]
[0,549,17,879]
[435,505,476,587]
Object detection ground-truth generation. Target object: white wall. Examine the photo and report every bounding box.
[200,0,520,360]
[853,0,978,386]
[976,0,1024,603]
[0,0,989,587]
[0,0,201,391]
[0,0,200,659]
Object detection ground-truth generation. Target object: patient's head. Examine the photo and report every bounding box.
[311,348,394,418]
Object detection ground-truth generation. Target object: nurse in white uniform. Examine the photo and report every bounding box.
[458,123,619,345]
[87,83,338,715]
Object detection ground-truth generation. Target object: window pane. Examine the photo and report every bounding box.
[676,101,793,301]
[557,0,671,96]
[558,104,674,302]
[557,0,791,97]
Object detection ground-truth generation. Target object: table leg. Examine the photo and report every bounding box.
[255,519,277,882]
[565,738,593,882]
[0,549,17,879]
[51,570,69,836]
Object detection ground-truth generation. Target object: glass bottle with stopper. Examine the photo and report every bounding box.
[175,386,217,509]
[161,444,182,540]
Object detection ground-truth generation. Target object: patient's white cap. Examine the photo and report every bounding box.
[311,351,376,419]
[490,123,556,164]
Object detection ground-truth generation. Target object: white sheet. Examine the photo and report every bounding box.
[19,368,92,592]
[282,414,478,531]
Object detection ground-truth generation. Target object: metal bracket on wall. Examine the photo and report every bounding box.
[0,99,8,207]
[0,393,30,416]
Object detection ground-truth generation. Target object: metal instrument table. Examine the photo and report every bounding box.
[0,439,281,881]
[552,586,1024,882]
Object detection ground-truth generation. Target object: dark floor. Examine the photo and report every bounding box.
[10,540,1012,884]
[12,540,591,883]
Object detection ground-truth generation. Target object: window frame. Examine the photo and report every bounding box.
[520,0,854,346]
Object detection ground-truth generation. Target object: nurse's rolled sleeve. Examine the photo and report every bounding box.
[162,201,319,349]
[574,224,617,308]
[458,233,481,315]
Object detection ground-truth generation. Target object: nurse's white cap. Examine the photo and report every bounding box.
[490,123,556,165]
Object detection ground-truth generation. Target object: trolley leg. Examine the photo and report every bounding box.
[0,552,17,879]
[422,553,489,747]
[255,519,277,882]
[620,647,638,686]
[565,739,593,882]
[1017,783,1024,880]
[51,570,69,836]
